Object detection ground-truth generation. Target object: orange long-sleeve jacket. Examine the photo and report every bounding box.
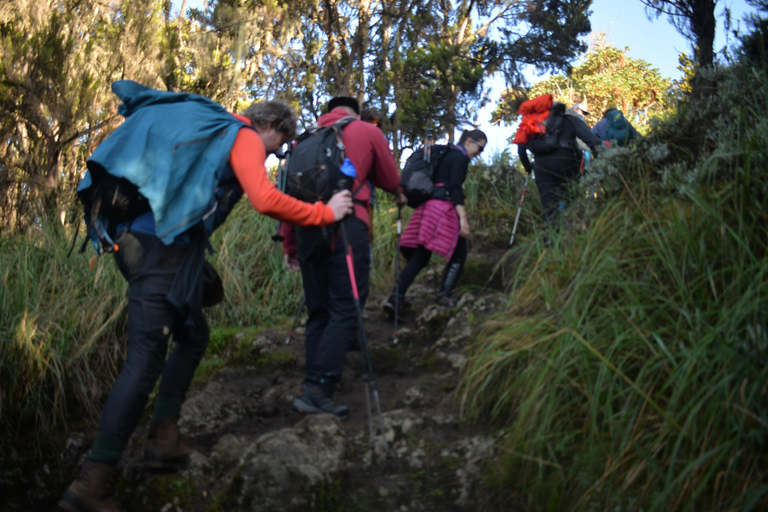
[228,114,336,227]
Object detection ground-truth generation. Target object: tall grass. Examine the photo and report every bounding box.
[0,221,127,457]
[459,65,768,510]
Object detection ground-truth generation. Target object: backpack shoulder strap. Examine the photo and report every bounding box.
[333,117,366,200]
[333,116,357,129]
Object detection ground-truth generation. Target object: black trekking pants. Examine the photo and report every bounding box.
[398,237,468,297]
[534,148,582,227]
[97,231,209,440]
[297,217,370,397]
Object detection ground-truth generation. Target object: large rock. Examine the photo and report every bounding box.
[179,381,250,436]
[232,414,349,512]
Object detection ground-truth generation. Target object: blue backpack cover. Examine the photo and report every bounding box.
[605,109,632,146]
[77,80,247,251]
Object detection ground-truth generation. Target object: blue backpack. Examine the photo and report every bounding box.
[605,110,633,146]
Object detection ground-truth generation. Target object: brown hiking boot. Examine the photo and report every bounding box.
[143,417,193,468]
[58,460,121,512]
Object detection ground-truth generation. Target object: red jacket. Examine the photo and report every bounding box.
[281,107,400,254]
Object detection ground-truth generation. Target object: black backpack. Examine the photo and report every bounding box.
[74,162,151,254]
[400,144,453,208]
[527,103,568,155]
[285,117,356,203]
[78,163,151,227]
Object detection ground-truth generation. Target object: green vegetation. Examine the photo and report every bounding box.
[460,55,768,510]
[2,2,767,509]
[0,222,127,452]
[494,39,674,136]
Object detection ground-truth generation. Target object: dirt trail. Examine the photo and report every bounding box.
[32,241,516,512]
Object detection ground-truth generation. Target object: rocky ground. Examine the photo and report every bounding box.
[26,240,517,512]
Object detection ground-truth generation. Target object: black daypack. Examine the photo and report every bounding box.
[285,117,356,203]
[75,162,151,254]
[400,144,453,208]
[526,103,568,155]
[78,162,151,226]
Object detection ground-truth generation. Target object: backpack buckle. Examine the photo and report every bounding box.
[90,217,119,254]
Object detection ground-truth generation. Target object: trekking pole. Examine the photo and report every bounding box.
[424,128,433,164]
[392,204,403,345]
[272,149,289,242]
[338,217,390,458]
[284,296,306,344]
[508,172,530,247]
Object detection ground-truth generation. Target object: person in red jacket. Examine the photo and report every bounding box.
[281,96,404,419]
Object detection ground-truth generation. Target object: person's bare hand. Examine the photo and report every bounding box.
[284,253,300,272]
[327,190,353,221]
[396,187,407,206]
[459,217,471,238]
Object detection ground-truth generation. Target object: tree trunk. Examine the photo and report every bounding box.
[690,0,717,98]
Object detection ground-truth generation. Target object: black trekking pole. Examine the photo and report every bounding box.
[284,296,306,344]
[338,217,390,458]
[392,204,403,345]
[508,172,530,247]
[272,149,289,242]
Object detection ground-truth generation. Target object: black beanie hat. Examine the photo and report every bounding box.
[328,96,360,115]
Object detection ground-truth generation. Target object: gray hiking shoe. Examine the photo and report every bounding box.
[435,291,459,309]
[293,384,350,421]
[382,293,404,319]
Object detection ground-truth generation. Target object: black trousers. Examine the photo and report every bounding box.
[297,217,370,396]
[98,231,209,439]
[534,148,582,227]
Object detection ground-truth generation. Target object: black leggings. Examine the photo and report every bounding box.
[398,237,468,297]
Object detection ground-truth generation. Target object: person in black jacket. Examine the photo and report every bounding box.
[518,103,601,228]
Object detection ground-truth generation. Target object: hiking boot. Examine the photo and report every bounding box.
[293,384,350,421]
[143,417,193,469]
[382,293,404,319]
[435,291,459,309]
[58,460,122,512]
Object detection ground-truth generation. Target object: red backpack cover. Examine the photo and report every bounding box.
[512,94,553,145]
